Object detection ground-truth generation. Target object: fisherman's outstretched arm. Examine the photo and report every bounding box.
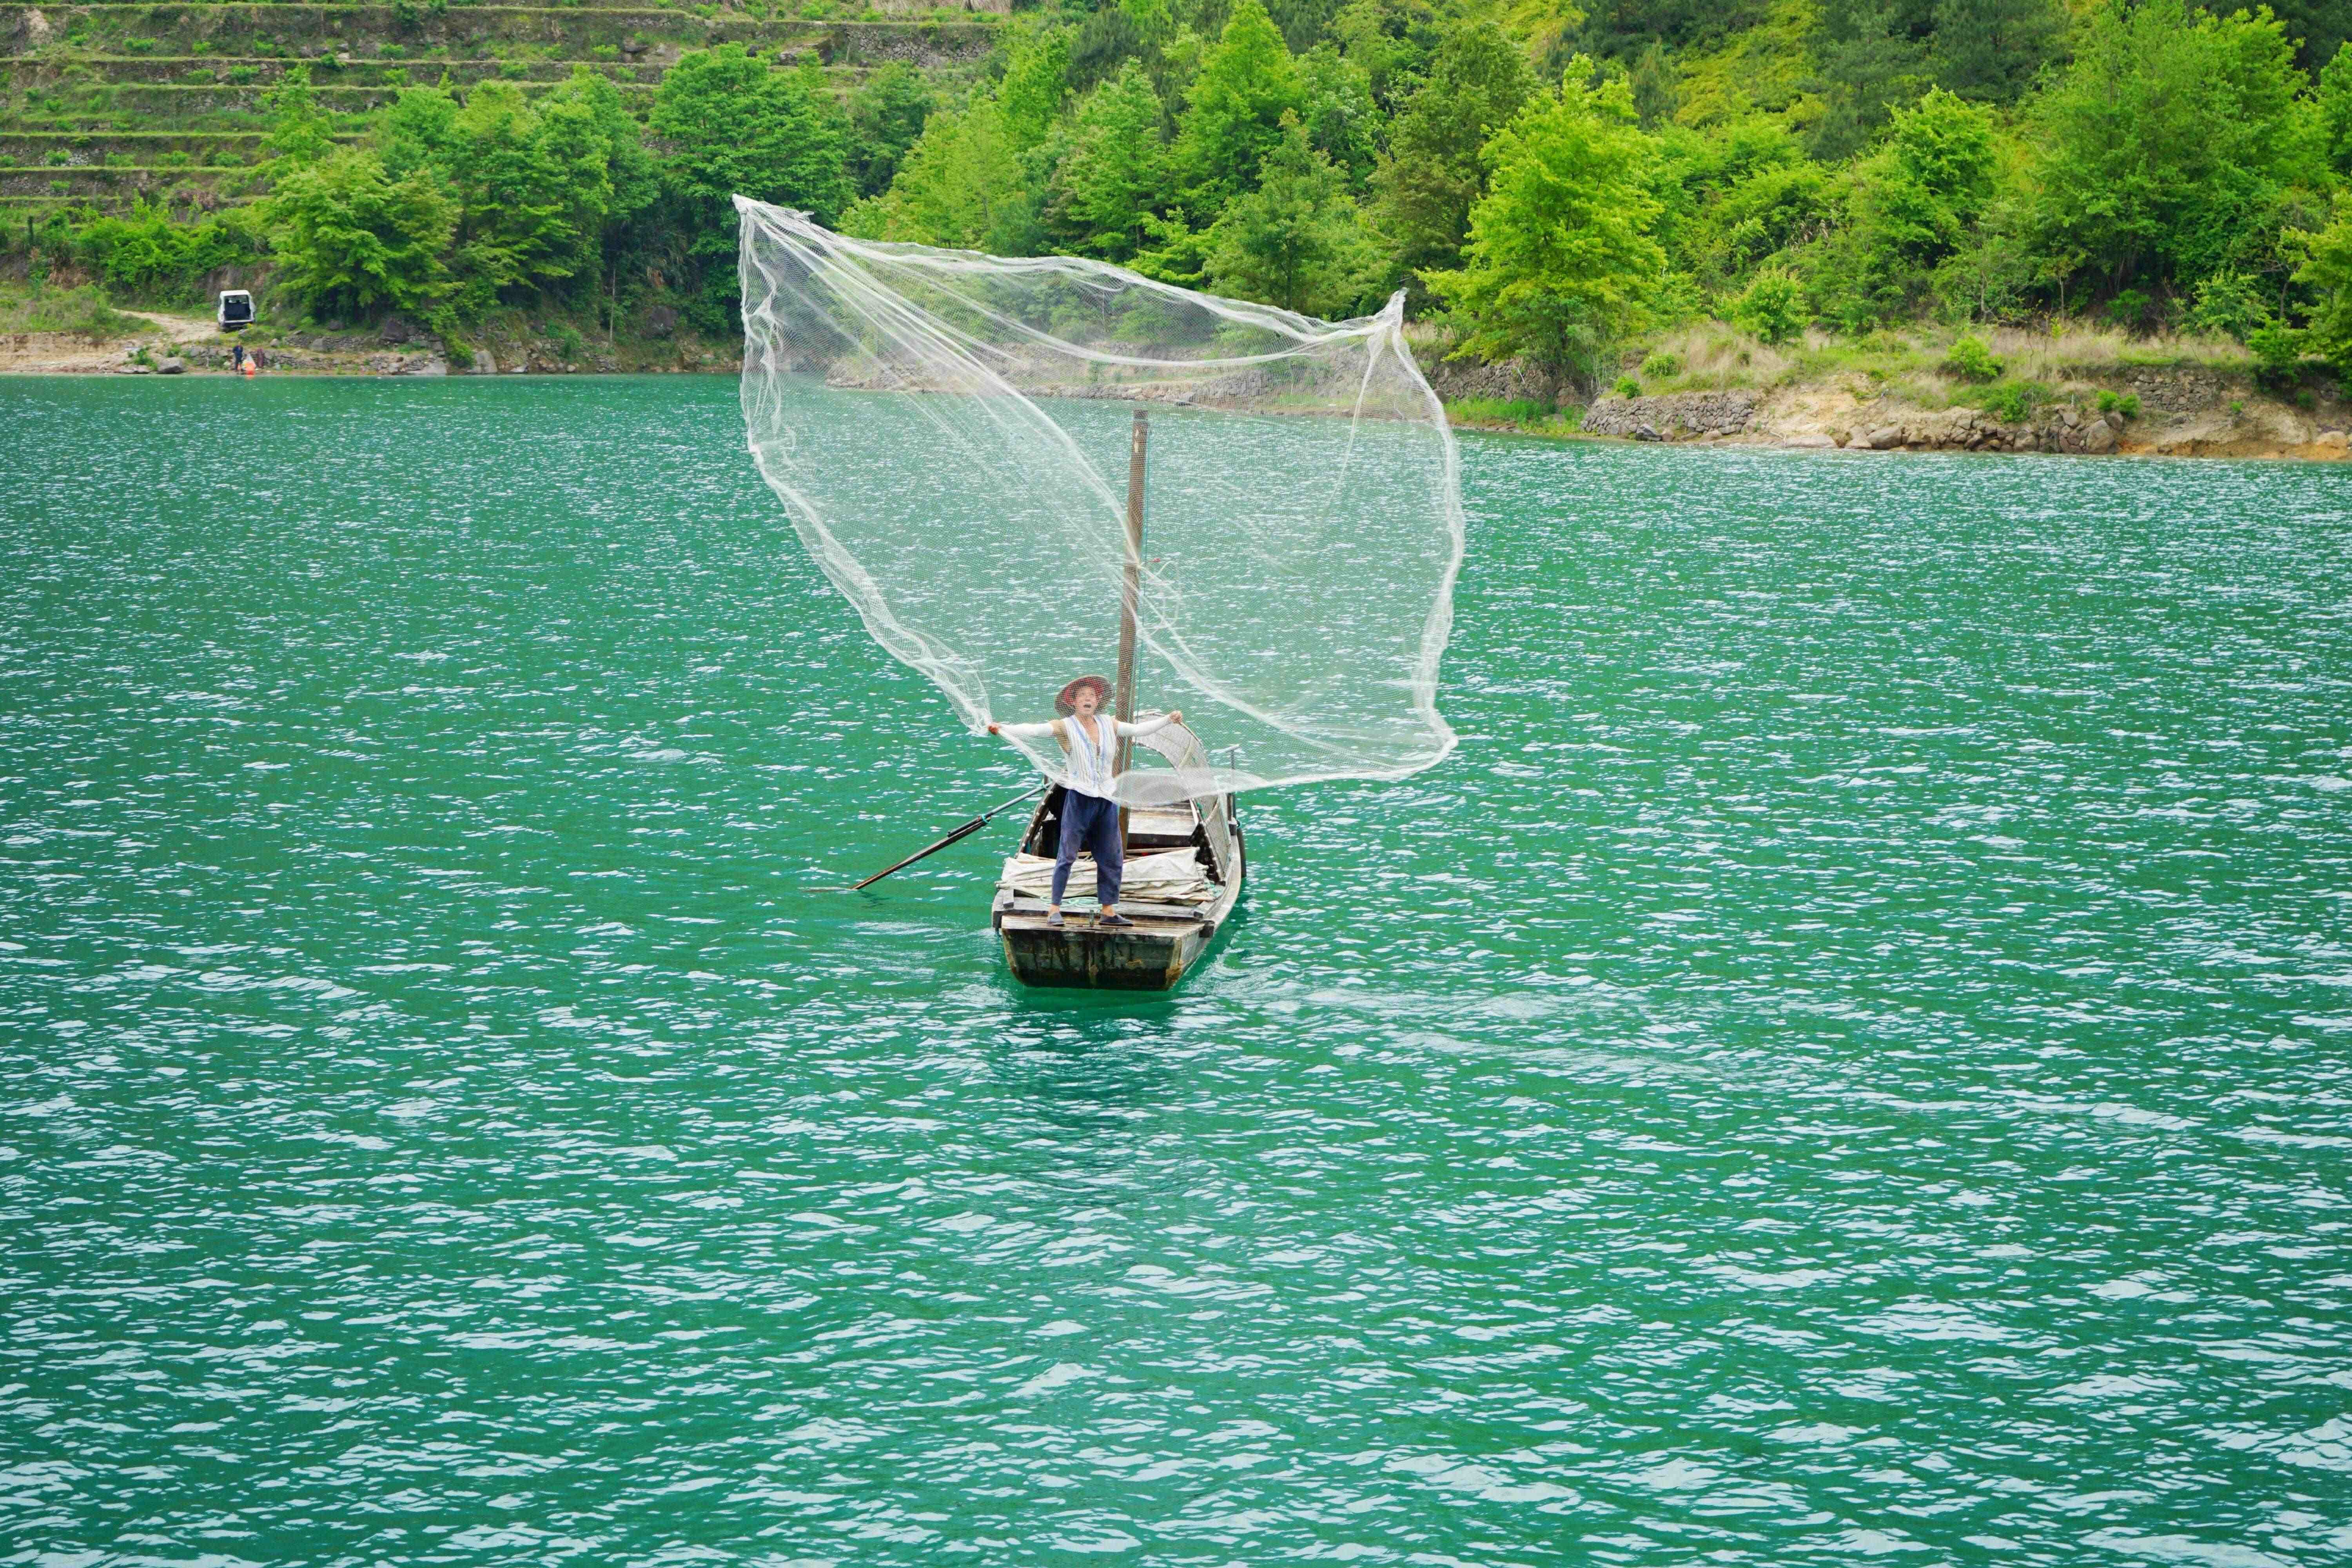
[1115,711,1181,738]
[993,719,1058,738]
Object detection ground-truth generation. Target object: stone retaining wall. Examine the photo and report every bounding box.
[1581,390,1759,439]
[1417,353,1570,409]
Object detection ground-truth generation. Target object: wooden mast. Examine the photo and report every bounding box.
[1113,409,1145,806]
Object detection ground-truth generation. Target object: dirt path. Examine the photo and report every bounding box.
[0,309,220,374]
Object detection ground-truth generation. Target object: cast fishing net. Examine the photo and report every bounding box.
[735,196,1464,807]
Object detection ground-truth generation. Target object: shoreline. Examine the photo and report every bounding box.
[1549,383,2352,463]
[0,312,736,378]
[1421,330,2352,463]
[13,317,2349,464]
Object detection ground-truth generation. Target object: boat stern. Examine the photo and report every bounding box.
[996,909,1204,991]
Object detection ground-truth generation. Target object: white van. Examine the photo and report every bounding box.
[217,289,254,330]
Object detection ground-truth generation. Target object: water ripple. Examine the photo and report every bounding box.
[2,380,2348,1566]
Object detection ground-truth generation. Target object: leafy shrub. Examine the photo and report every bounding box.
[1942,333,2002,382]
[2185,270,2265,342]
[74,200,264,303]
[1729,267,1804,344]
[2094,390,2141,419]
[2104,288,2152,333]
[1961,379,2051,423]
[550,322,586,361]
[1613,374,1641,399]
[1639,350,1680,379]
[2247,321,2305,389]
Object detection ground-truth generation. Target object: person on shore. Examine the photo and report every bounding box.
[989,675,1180,929]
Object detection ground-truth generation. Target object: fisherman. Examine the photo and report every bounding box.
[990,675,1180,929]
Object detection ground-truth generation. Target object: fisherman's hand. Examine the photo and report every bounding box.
[1167,710,1183,726]
[986,722,1001,735]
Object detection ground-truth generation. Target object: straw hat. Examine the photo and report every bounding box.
[1054,674,1112,716]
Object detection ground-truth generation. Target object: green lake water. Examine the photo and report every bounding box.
[4,375,2349,1567]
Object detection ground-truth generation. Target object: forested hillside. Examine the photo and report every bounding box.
[9,0,2352,397]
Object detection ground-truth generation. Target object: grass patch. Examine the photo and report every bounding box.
[1976,323,2249,378]
[1633,323,1793,390]
[1445,396,1581,435]
[0,283,145,338]
[1951,378,2055,423]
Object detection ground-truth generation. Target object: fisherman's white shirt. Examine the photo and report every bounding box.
[998,712,1176,800]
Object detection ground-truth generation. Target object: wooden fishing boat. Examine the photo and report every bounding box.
[990,725,1245,990]
[983,406,1244,991]
[844,409,1244,989]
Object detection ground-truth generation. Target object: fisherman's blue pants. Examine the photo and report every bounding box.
[1052,790,1123,906]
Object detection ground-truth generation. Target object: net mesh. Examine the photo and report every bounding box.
[735,197,1464,807]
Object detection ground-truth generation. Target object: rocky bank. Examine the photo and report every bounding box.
[1573,372,2351,461]
[1421,345,2352,459]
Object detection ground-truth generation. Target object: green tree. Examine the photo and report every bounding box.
[1808,87,1998,326]
[997,28,1074,152]
[2266,0,2352,73]
[652,46,853,230]
[263,149,456,318]
[848,64,937,196]
[1269,0,1347,51]
[1049,62,1173,259]
[1297,43,1381,186]
[1806,0,1932,161]
[263,64,338,169]
[1203,113,1383,313]
[2319,42,2352,176]
[1370,21,1535,299]
[1929,0,2062,104]
[2294,196,2352,372]
[1330,0,1446,111]
[2020,0,2321,305]
[1867,87,1997,267]
[1627,40,1680,126]
[1174,0,1307,203]
[445,81,603,302]
[1575,0,1767,59]
[363,73,647,320]
[553,69,659,227]
[1703,160,1832,281]
[846,94,1039,253]
[1423,67,1666,375]
[375,80,459,180]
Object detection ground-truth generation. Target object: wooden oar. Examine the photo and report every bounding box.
[849,782,1047,891]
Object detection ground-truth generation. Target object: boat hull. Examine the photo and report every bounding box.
[998,914,1212,991]
[992,799,1244,993]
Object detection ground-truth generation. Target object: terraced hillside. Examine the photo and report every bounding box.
[1,2,1003,216]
